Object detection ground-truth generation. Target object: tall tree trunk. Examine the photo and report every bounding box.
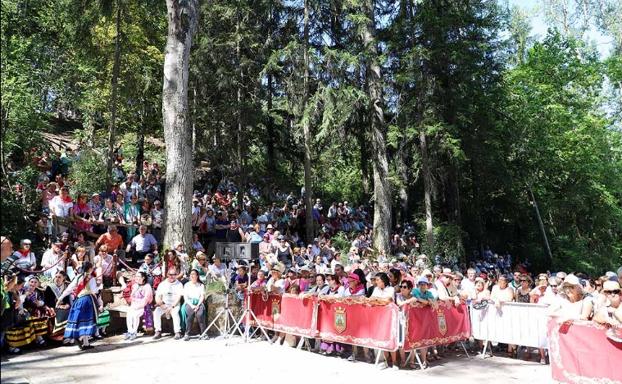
[236,15,245,209]
[361,0,391,253]
[136,109,145,179]
[106,3,122,191]
[162,0,199,249]
[396,140,409,223]
[266,73,276,170]
[420,130,434,249]
[266,3,276,171]
[528,185,553,265]
[302,0,314,243]
[191,86,197,156]
[356,112,370,197]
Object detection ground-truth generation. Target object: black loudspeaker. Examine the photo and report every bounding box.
[215,242,258,260]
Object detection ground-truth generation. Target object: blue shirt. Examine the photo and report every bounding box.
[412,288,436,301]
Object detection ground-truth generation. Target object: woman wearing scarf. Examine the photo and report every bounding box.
[58,261,100,350]
[44,271,72,342]
[319,270,346,356]
[72,193,93,233]
[344,272,365,297]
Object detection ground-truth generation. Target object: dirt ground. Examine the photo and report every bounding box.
[1,335,552,384]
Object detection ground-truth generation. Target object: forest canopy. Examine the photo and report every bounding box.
[1,0,621,273]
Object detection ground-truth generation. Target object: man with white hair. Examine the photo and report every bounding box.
[461,268,477,294]
[1,236,13,261]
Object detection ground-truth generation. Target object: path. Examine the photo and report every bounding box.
[1,336,551,384]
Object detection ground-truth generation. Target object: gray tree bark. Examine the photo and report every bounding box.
[302,0,314,243]
[361,0,391,253]
[420,130,434,249]
[106,3,122,191]
[162,0,199,250]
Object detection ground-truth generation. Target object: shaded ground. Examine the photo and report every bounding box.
[1,336,552,384]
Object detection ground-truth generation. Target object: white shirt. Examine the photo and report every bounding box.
[50,196,73,217]
[12,250,36,270]
[41,249,62,277]
[183,281,205,304]
[371,286,395,299]
[130,233,158,252]
[156,278,184,307]
[461,278,476,294]
[208,263,226,278]
[266,277,285,294]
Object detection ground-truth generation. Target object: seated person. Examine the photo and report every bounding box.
[182,269,207,340]
[153,266,184,340]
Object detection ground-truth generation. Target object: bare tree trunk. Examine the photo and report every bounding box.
[396,140,409,223]
[302,0,314,243]
[420,130,434,249]
[192,86,197,156]
[528,185,553,264]
[162,0,199,249]
[361,0,391,253]
[106,3,122,191]
[236,15,246,209]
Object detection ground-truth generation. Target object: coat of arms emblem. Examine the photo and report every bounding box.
[271,299,280,321]
[334,306,347,334]
[437,309,447,336]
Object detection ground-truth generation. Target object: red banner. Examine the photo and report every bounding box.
[246,292,281,329]
[273,294,318,337]
[548,319,622,384]
[316,297,399,351]
[403,303,471,350]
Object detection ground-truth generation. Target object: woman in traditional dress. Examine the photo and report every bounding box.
[124,271,153,341]
[22,275,53,346]
[44,271,72,342]
[58,261,99,350]
[2,275,33,354]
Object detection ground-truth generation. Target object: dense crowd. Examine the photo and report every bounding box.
[1,149,621,371]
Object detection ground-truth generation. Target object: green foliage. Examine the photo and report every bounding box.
[415,218,466,266]
[68,150,108,196]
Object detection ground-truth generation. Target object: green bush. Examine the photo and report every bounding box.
[68,150,108,196]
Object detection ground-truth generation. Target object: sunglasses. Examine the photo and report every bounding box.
[167,273,176,276]
[550,284,558,287]
[604,290,620,295]
[400,285,409,289]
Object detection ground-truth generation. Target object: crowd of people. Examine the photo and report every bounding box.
[1,149,621,371]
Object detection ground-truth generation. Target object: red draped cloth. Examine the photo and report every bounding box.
[403,302,471,350]
[316,297,399,351]
[273,294,317,337]
[547,318,622,383]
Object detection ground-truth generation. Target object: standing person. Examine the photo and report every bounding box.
[491,275,517,357]
[124,271,153,341]
[123,194,141,243]
[318,270,346,355]
[150,200,164,242]
[275,236,293,269]
[58,261,99,350]
[49,186,73,234]
[182,269,207,340]
[410,277,437,368]
[43,271,72,342]
[515,275,532,303]
[153,266,184,340]
[371,273,395,301]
